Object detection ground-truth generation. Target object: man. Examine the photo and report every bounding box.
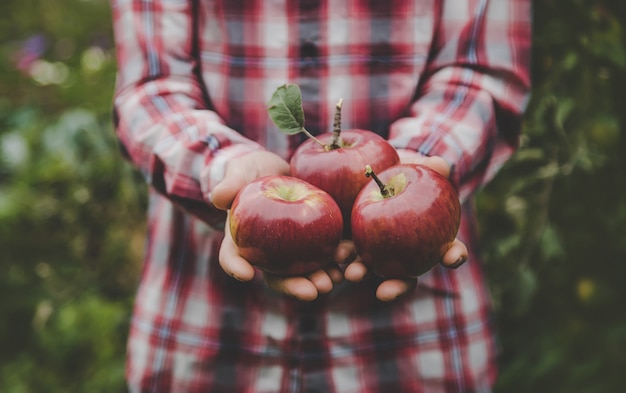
[111,0,531,391]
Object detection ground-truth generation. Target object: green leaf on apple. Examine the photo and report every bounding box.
[267,84,305,134]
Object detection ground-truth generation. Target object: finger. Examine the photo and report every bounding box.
[324,263,344,284]
[264,274,319,302]
[218,238,256,281]
[344,260,369,283]
[376,279,417,302]
[308,269,334,294]
[334,240,357,265]
[441,239,469,269]
[218,218,256,281]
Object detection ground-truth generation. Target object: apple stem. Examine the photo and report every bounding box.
[365,165,395,197]
[330,98,344,149]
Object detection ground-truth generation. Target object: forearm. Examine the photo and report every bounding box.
[111,0,263,226]
[389,0,531,202]
[113,86,262,225]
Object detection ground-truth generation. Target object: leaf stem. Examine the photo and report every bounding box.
[365,165,394,197]
[301,128,327,149]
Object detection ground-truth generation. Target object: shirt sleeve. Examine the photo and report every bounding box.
[110,0,264,227]
[388,0,532,202]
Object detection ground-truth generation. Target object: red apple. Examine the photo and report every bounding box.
[290,128,399,237]
[267,87,400,237]
[351,164,461,278]
[229,175,343,276]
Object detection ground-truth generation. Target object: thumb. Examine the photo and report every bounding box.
[209,150,291,211]
[416,156,451,179]
[211,173,248,211]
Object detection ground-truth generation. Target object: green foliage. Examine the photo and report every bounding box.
[475,1,626,391]
[1,0,625,392]
[267,84,307,134]
[0,0,145,391]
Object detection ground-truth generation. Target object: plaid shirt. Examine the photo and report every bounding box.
[111,0,531,392]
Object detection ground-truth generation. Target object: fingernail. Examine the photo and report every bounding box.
[449,255,467,269]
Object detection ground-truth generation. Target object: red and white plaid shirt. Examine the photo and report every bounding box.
[111,0,531,391]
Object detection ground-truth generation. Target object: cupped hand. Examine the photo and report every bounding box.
[210,150,291,210]
[343,149,469,302]
[212,150,343,301]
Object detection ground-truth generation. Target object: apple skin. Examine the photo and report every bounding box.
[229,175,343,276]
[290,129,400,237]
[351,164,461,278]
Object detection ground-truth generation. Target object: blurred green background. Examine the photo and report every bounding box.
[1,0,625,392]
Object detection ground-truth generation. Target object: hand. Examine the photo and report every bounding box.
[210,150,291,211]
[343,149,469,302]
[212,150,343,301]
